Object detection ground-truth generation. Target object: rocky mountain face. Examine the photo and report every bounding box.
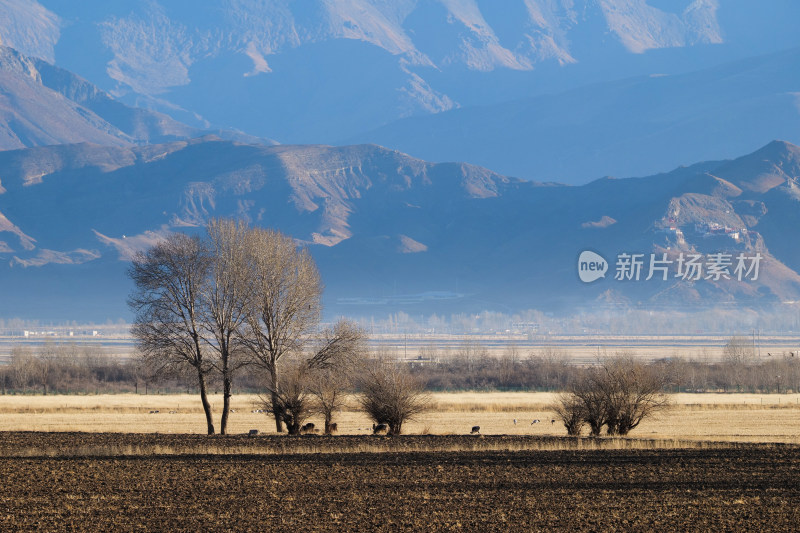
[0,45,133,149]
[0,138,799,320]
[2,1,798,153]
[0,45,275,150]
[352,46,800,183]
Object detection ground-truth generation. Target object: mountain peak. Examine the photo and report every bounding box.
[757,139,800,159]
[713,140,800,194]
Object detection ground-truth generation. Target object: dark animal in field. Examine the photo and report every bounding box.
[327,423,338,434]
[248,429,259,436]
[300,423,317,434]
[149,410,159,414]
[373,423,389,435]
[551,419,556,425]
[531,419,540,424]
[471,426,481,435]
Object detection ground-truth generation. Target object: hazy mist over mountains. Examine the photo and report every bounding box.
[2,137,800,321]
[0,0,799,322]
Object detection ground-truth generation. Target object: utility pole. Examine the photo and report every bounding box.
[757,329,761,358]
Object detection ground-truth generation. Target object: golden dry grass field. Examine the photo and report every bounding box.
[1,392,799,443]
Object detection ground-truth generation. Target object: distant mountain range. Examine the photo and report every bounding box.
[2,0,799,181]
[1,1,799,321]
[350,46,800,183]
[1,137,799,320]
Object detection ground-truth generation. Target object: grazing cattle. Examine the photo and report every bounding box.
[300,423,316,434]
[248,429,259,436]
[149,410,159,414]
[551,419,556,425]
[168,411,177,414]
[470,426,481,435]
[328,423,338,434]
[531,419,540,425]
[373,423,389,435]
[513,419,517,425]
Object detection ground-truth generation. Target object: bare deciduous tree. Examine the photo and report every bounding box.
[550,393,585,436]
[497,343,520,388]
[306,321,366,434]
[253,321,366,434]
[307,366,348,435]
[241,227,323,432]
[598,357,670,435]
[357,357,431,435]
[256,358,314,435]
[724,336,756,365]
[723,335,755,391]
[203,219,253,434]
[128,232,216,434]
[10,345,35,393]
[570,371,609,436]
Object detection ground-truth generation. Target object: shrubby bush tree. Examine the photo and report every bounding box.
[554,356,670,436]
[357,358,431,435]
[550,393,585,436]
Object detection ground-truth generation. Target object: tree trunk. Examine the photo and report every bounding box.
[272,392,284,432]
[198,372,215,435]
[270,365,284,432]
[220,372,232,435]
[324,415,332,435]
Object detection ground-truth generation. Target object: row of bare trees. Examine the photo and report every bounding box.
[3,339,796,398]
[129,219,372,434]
[0,344,131,395]
[3,339,795,398]
[128,219,434,435]
[410,341,800,394]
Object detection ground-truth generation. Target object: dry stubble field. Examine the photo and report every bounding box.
[2,392,800,531]
[2,392,800,443]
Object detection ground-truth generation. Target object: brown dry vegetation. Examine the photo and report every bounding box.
[0,434,798,532]
[2,392,800,443]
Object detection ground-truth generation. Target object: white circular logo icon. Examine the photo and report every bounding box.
[578,251,608,283]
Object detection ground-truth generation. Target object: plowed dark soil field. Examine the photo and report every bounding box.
[1,433,798,531]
